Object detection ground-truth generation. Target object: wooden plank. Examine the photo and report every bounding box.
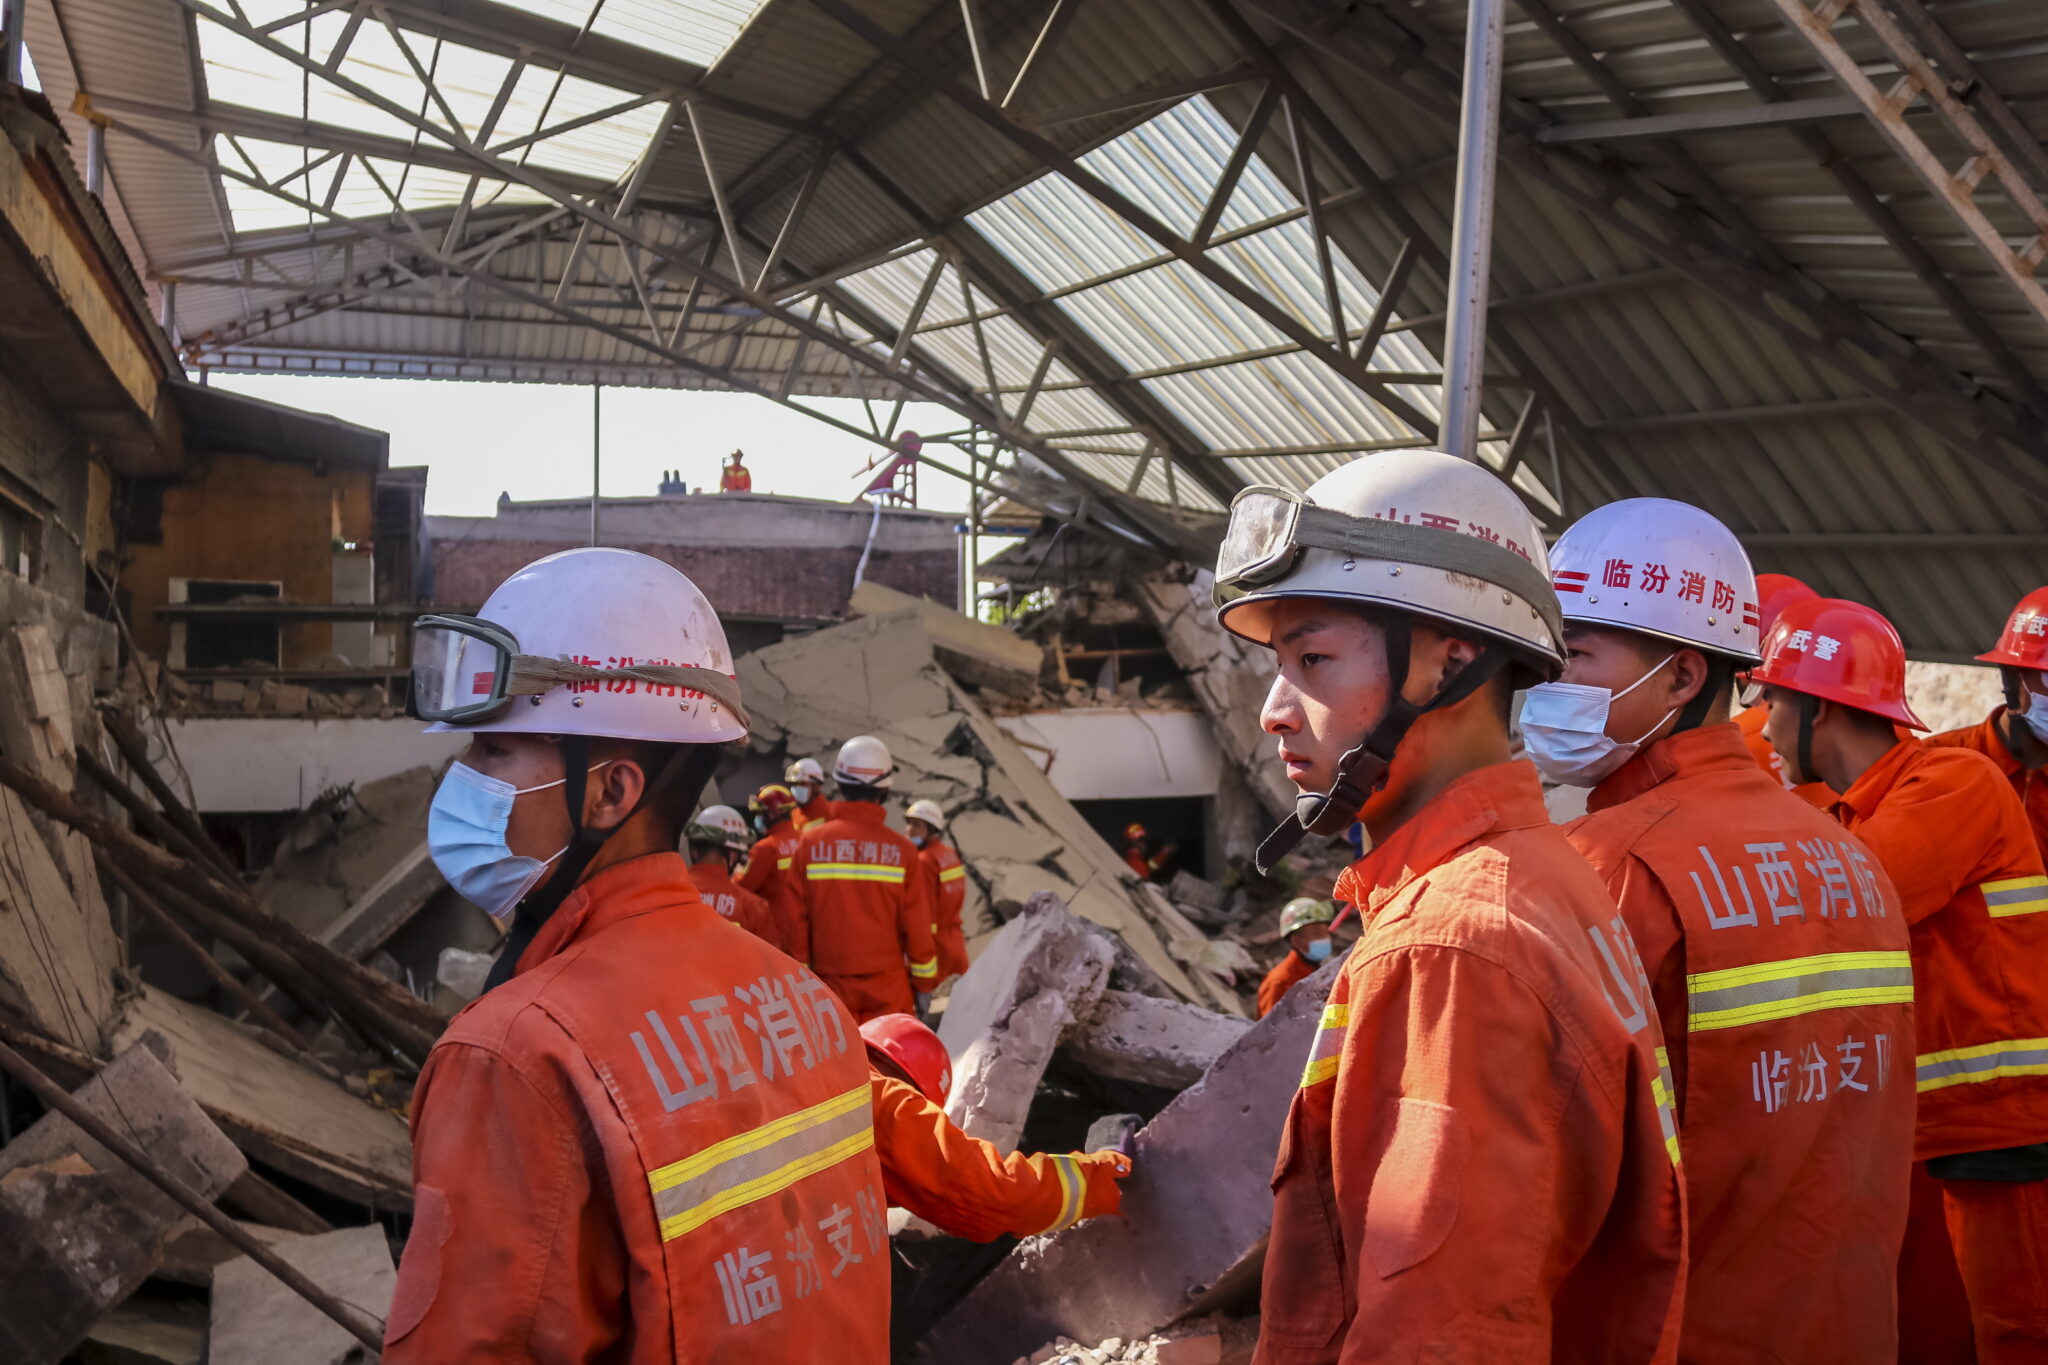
[109,989,412,1210]
[0,787,119,1050]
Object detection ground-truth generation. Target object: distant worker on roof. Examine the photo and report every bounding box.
[1216,451,1683,1362]
[391,548,885,1363]
[738,783,805,951]
[786,756,831,827]
[1928,587,2048,867]
[1544,499,1913,1363]
[1733,572,1834,806]
[1752,596,2048,1363]
[682,804,780,948]
[719,449,752,494]
[788,735,940,1022]
[905,799,970,984]
[862,1014,1128,1241]
[1255,897,1337,1019]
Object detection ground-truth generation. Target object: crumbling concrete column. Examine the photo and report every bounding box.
[914,956,1341,1363]
[1135,571,1293,824]
[940,892,1115,1152]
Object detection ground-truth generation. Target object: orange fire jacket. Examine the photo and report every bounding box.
[869,1070,1127,1240]
[1255,762,1686,1365]
[384,854,889,1364]
[1256,951,1317,1020]
[917,839,970,981]
[1735,702,1835,808]
[1566,723,1915,1363]
[795,793,833,830]
[1833,738,2048,1160]
[686,854,780,950]
[738,815,803,953]
[1928,707,2048,869]
[789,801,939,989]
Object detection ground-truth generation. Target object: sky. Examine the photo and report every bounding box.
[207,373,978,518]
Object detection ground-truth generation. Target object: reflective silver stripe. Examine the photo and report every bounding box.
[1042,1154,1085,1234]
[1916,1037,2048,1093]
[1685,951,1913,1033]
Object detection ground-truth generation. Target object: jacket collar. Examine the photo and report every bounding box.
[517,852,708,976]
[832,800,887,827]
[1588,721,1756,813]
[1335,760,1550,922]
[1833,736,1925,822]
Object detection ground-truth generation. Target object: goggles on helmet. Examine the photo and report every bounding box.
[409,613,750,726]
[1213,486,1562,642]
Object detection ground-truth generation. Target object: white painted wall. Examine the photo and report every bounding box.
[993,709,1220,801]
[160,718,469,812]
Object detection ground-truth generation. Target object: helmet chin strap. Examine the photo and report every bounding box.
[1793,692,1820,789]
[484,739,719,993]
[2001,666,2029,761]
[1254,619,1510,875]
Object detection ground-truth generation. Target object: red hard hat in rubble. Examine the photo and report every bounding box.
[1754,573,1820,638]
[1124,822,1146,842]
[1977,586,2048,672]
[1750,597,1926,730]
[861,1013,953,1107]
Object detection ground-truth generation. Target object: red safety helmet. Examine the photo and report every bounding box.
[750,784,799,822]
[860,1013,953,1106]
[1750,597,1926,729]
[1123,822,1147,843]
[1754,573,1820,638]
[1976,587,2048,672]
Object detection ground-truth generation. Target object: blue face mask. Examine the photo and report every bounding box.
[1305,938,1334,963]
[790,783,813,805]
[428,761,605,920]
[2023,689,2048,744]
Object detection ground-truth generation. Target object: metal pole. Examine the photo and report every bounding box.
[159,280,177,348]
[86,121,105,196]
[1438,0,1506,461]
[1,0,23,88]
[590,382,601,547]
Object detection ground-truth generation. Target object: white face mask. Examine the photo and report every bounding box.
[1522,654,1678,788]
[2022,689,2048,744]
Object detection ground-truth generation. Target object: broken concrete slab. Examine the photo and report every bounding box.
[915,958,1340,1363]
[209,1225,396,1365]
[0,1040,246,1365]
[1067,990,1253,1091]
[77,1295,206,1365]
[939,894,1116,1153]
[850,579,1042,696]
[109,988,412,1209]
[156,1218,297,1286]
[323,842,443,961]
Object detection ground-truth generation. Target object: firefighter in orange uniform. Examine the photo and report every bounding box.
[683,804,780,948]
[1754,596,2048,1363]
[905,799,970,984]
[390,548,886,1362]
[719,450,753,494]
[1255,898,1335,1019]
[789,735,940,1023]
[1734,572,1835,808]
[1929,587,2048,866]
[739,783,805,953]
[1217,452,1685,1362]
[1120,822,1173,882]
[861,1014,1129,1240]
[786,757,831,828]
[1540,500,1913,1362]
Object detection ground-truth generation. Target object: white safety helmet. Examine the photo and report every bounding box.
[1214,450,1564,677]
[904,799,946,831]
[834,735,894,791]
[1548,498,1761,664]
[412,548,747,744]
[686,804,753,853]
[785,756,826,786]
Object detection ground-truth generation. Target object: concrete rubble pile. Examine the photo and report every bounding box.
[738,605,1253,1017]
[0,619,431,1362]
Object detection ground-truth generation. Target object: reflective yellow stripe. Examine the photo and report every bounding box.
[1300,1001,1348,1087]
[909,956,939,982]
[1038,1154,1085,1234]
[1981,875,2048,918]
[1916,1037,2048,1092]
[646,1085,873,1241]
[775,857,792,871]
[1686,951,1913,1033]
[938,865,966,883]
[1652,1044,1681,1167]
[807,862,906,883]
